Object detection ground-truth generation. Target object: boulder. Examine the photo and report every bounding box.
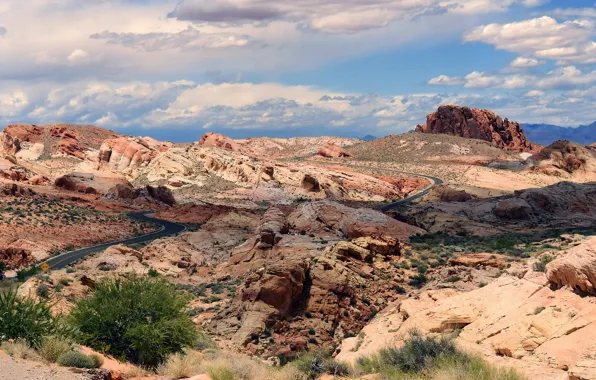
[547,237,596,295]
[493,198,533,219]
[316,142,352,158]
[146,185,176,206]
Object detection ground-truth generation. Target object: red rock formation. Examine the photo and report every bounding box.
[97,137,169,171]
[0,247,34,269]
[415,105,535,153]
[316,142,352,158]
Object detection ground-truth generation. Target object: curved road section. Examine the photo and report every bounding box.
[43,212,186,270]
[379,171,443,212]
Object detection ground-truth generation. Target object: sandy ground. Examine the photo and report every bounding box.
[0,352,87,380]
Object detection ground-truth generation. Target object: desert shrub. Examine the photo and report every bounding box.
[0,288,56,345]
[158,349,203,379]
[1,340,41,361]
[16,266,42,281]
[195,331,217,351]
[533,255,555,273]
[89,354,105,368]
[56,351,95,368]
[375,331,458,373]
[294,349,350,379]
[408,274,428,288]
[37,335,72,363]
[69,274,198,367]
[36,284,50,298]
[357,331,526,380]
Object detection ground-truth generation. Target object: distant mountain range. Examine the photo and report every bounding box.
[523,121,596,146]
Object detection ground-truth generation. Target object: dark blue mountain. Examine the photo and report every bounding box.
[523,121,596,145]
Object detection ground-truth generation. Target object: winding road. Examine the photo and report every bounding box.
[41,168,441,271]
[43,212,186,270]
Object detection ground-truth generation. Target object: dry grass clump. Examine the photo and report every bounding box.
[158,349,307,380]
[37,335,72,363]
[1,340,41,361]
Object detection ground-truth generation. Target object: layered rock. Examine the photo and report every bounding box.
[97,137,171,172]
[415,105,535,153]
[547,236,596,295]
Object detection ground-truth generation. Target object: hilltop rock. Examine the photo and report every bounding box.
[415,105,535,153]
[316,142,352,158]
[197,132,240,152]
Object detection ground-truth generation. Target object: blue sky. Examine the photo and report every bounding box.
[0,0,595,141]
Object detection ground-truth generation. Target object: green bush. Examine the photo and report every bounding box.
[89,353,104,368]
[0,288,56,345]
[374,330,457,373]
[37,335,72,363]
[69,274,198,367]
[57,351,95,369]
[533,255,555,273]
[294,349,350,379]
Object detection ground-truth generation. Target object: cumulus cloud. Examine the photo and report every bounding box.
[1,79,594,137]
[509,57,541,68]
[90,27,258,52]
[464,16,596,65]
[167,0,542,33]
[429,66,596,90]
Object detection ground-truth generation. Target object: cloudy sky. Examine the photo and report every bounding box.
[0,0,595,140]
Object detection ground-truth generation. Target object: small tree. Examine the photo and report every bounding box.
[0,289,56,345]
[69,274,198,367]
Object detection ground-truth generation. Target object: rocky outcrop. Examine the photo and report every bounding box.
[336,270,596,380]
[55,173,130,194]
[197,132,240,152]
[289,201,424,242]
[415,105,535,153]
[527,140,596,177]
[547,236,596,295]
[425,184,473,203]
[0,247,34,269]
[146,185,176,206]
[97,137,170,172]
[316,142,352,158]
[103,183,176,206]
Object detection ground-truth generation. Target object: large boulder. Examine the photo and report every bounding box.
[547,237,596,295]
[316,142,352,158]
[493,198,533,219]
[415,105,535,153]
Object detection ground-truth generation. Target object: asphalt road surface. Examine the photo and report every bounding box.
[379,171,444,211]
[43,212,186,270]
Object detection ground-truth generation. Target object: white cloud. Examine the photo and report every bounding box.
[428,66,596,90]
[464,16,596,65]
[1,79,594,136]
[67,49,90,65]
[509,57,541,68]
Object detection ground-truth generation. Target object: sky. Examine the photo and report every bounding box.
[0,0,595,141]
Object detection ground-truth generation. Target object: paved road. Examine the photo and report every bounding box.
[309,160,443,212]
[379,171,444,211]
[43,212,186,270]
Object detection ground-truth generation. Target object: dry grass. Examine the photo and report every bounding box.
[37,335,72,363]
[1,340,42,361]
[158,349,306,380]
[158,349,203,379]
